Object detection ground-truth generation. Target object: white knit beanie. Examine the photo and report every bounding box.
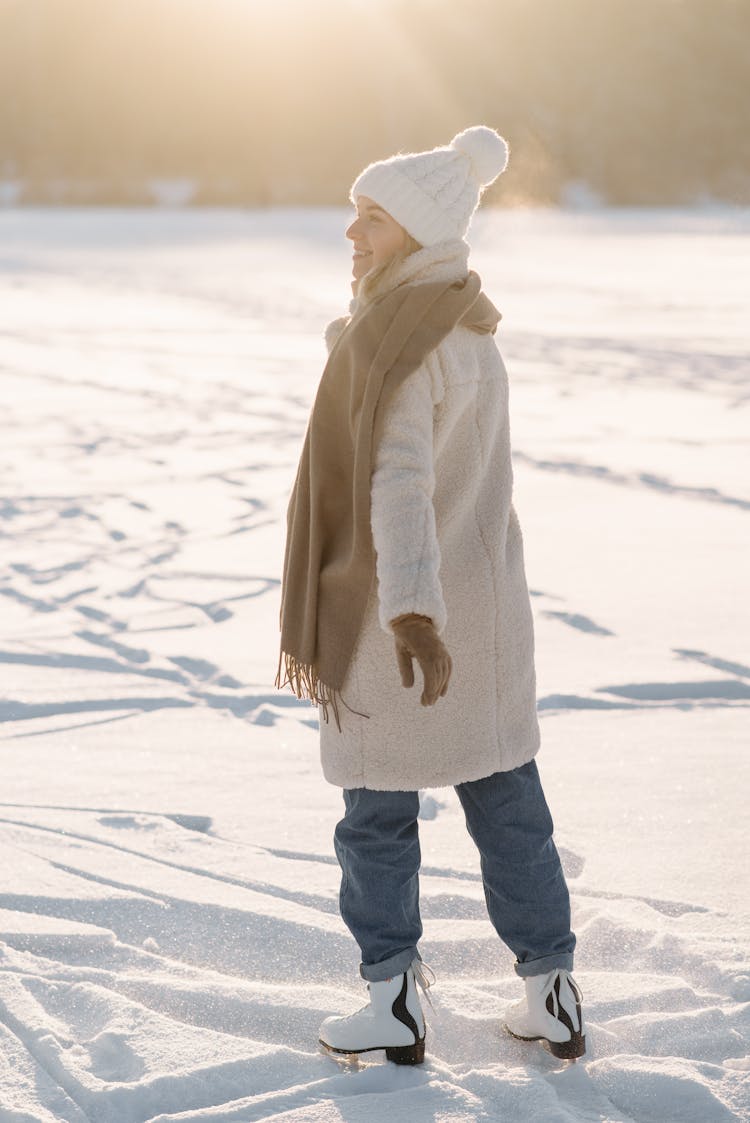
[349,125,509,247]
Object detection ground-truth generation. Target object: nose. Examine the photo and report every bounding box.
[346,216,362,241]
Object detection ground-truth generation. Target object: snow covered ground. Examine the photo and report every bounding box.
[0,205,748,1121]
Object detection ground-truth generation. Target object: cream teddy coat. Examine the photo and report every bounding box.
[318,240,540,790]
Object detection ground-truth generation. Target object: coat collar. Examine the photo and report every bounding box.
[389,238,470,287]
[349,239,471,315]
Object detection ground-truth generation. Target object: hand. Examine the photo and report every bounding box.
[390,613,452,706]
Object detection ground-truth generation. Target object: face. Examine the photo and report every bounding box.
[346,195,409,284]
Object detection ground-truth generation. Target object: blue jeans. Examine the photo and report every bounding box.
[333,760,575,983]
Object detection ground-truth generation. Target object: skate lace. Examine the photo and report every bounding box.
[412,959,436,1011]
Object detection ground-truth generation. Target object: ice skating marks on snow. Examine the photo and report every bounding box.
[514,450,750,512]
[596,679,750,703]
[530,588,616,637]
[541,610,615,637]
[536,638,750,715]
[0,801,747,1122]
[0,810,351,980]
[674,647,750,680]
[508,330,750,404]
[1,208,748,1122]
[1,293,306,738]
[538,683,750,713]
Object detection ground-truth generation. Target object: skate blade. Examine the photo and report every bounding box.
[319,1041,367,1066]
[504,1024,586,1062]
[319,1037,426,1065]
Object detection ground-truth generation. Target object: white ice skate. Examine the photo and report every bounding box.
[504,968,586,1060]
[319,960,433,1065]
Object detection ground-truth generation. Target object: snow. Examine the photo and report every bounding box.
[0,205,748,1121]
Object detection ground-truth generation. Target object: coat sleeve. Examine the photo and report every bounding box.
[370,360,447,635]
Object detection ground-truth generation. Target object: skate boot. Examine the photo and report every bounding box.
[319,960,433,1065]
[504,968,586,1060]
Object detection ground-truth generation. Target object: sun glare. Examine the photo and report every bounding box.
[0,0,743,206]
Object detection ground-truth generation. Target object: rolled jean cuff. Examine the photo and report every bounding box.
[515,951,575,978]
[360,946,421,983]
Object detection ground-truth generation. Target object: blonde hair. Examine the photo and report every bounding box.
[355,232,423,308]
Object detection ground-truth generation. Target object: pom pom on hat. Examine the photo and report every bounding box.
[450,125,509,186]
[350,124,509,247]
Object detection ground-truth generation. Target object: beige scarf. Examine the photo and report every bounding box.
[275,269,501,728]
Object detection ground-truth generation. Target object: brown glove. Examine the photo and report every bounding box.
[390,613,452,706]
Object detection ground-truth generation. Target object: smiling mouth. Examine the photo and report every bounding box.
[353,250,372,260]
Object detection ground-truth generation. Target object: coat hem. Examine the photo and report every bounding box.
[320,738,540,791]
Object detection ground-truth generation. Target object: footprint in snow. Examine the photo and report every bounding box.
[418,791,447,820]
[558,845,586,879]
[86,1030,145,1083]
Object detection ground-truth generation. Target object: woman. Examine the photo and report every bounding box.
[276,126,584,1065]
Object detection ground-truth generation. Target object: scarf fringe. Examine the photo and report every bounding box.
[275,650,342,732]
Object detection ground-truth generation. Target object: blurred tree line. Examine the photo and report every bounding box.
[0,0,748,206]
